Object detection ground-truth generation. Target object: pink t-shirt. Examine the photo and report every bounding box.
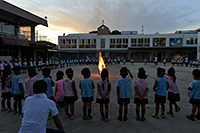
[63,78,75,97]
[30,61,33,67]
[54,79,64,102]
[46,61,49,65]
[1,75,12,93]
[164,59,166,62]
[167,76,179,94]
[154,57,158,62]
[185,57,188,63]
[25,77,38,96]
[0,63,4,70]
[18,61,22,67]
[96,80,110,99]
[133,79,150,99]
[9,63,13,69]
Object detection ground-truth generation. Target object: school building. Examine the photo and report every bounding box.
[58,24,198,61]
[0,1,57,61]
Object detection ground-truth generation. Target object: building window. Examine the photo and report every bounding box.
[117,39,121,44]
[101,39,105,48]
[187,38,198,45]
[138,38,143,44]
[153,38,166,46]
[195,38,198,44]
[123,38,128,44]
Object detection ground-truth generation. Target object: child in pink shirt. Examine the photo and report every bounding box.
[63,68,78,120]
[133,67,149,121]
[96,68,111,122]
[25,67,38,97]
[54,71,64,107]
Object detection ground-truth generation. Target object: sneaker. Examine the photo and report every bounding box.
[87,115,93,120]
[167,111,174,117]
[136,116,140,121]
[48,116,53,120]
[65,113,71,118]
[186,115,195,121]
[1,107,7,112]
[7,108,14,112]
[161,114,165,119]
[124,116,128,121]
[117,115,122,121]
[104,117,110,122]
[175,107,181,112]
[101,115,106,121]
[141,117,146,121]
[70,114,76,120]
[195,114,200,120]
[82,116,87,120]
[152,114,159,119]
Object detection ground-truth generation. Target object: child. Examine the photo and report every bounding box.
[152,67,169,119]
[40,68,54,100]
[22,59,27,73]
[29,58,33,67]
[45,58,49,68]
[117,67,133,121]
[63,68,78,120]
[163,58,166,66]
[54,71,65,107]
[96,68,111,122]
[131,58,134,65]
[11,66,26,114]
[167,67,181,117]
[25,67,38,97]
[0,59,4,77]
[33,58,37,69]
[1,66,13,112]
[79,68,95,120]
[133,67,149,121]
[186,69,200,121]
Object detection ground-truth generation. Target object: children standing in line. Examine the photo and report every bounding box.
[116,67,133,121]
[11,66,26,115]
[152,67,169,119]
[96,68,111,122]
[186,69,200,121]
[25,67,38,97]
[133,67,149,121]
[167,67,181,117]
[1,66,13,112]
[63,68,78,120]
[79,68,95,120]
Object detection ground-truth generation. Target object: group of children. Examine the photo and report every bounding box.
[1,64,200,122]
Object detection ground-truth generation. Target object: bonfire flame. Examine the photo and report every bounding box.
[98,52,106,74]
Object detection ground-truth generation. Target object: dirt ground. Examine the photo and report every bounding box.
[0,62,200,133]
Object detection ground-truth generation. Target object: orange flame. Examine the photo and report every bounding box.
[98,52,106,74]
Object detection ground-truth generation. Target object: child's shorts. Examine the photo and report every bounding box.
[168,92,180,102]
[13,94,24,101]
[118,98,130,105]
[96,98,110,104]
[134,98,148,105]
[1,92,12,99]
[64,96,76,103]
[82,97,94,103]
[154,94,166,104]
[189,98,200,105]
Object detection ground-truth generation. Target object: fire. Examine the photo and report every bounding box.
[98,52,106,74]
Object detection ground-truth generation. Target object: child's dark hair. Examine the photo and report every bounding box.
[42,68,51,77]
[120,67,128,77]
[137,67,148,79]
[81,67,90,78]
[56,71,64,80]
[1,66,11,90]
[65,68,74,80]
[168,67,176,82]
[28,67,37,77]
[101,68,110,90]
[33,80,47,94]
[157,67,165,77]
[192,69,200,78]
[13,66,21,75]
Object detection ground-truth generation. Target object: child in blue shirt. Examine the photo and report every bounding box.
[79,68,95,120]
[187,69,200,121]
[152,67,169,119]
[117,67,133,121]
[11,66,26,115]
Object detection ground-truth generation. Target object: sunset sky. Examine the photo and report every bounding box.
[5,0,200,44]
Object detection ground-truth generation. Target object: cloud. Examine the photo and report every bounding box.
[5,0,200,44]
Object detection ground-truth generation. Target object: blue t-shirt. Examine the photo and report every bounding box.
[40,78,53,97]
[33,61,36,66]
[11,75,26,94]
[189,80,200,99]
[116,78,132,98]
[80,78,94,97]
[155,78,168,96]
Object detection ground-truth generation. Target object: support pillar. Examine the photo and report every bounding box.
[31,25,36,42]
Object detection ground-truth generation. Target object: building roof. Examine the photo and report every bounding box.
[195,28,200,32]
[0,1,48,27]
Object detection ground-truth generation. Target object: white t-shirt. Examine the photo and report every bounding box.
[18,93,58,133]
